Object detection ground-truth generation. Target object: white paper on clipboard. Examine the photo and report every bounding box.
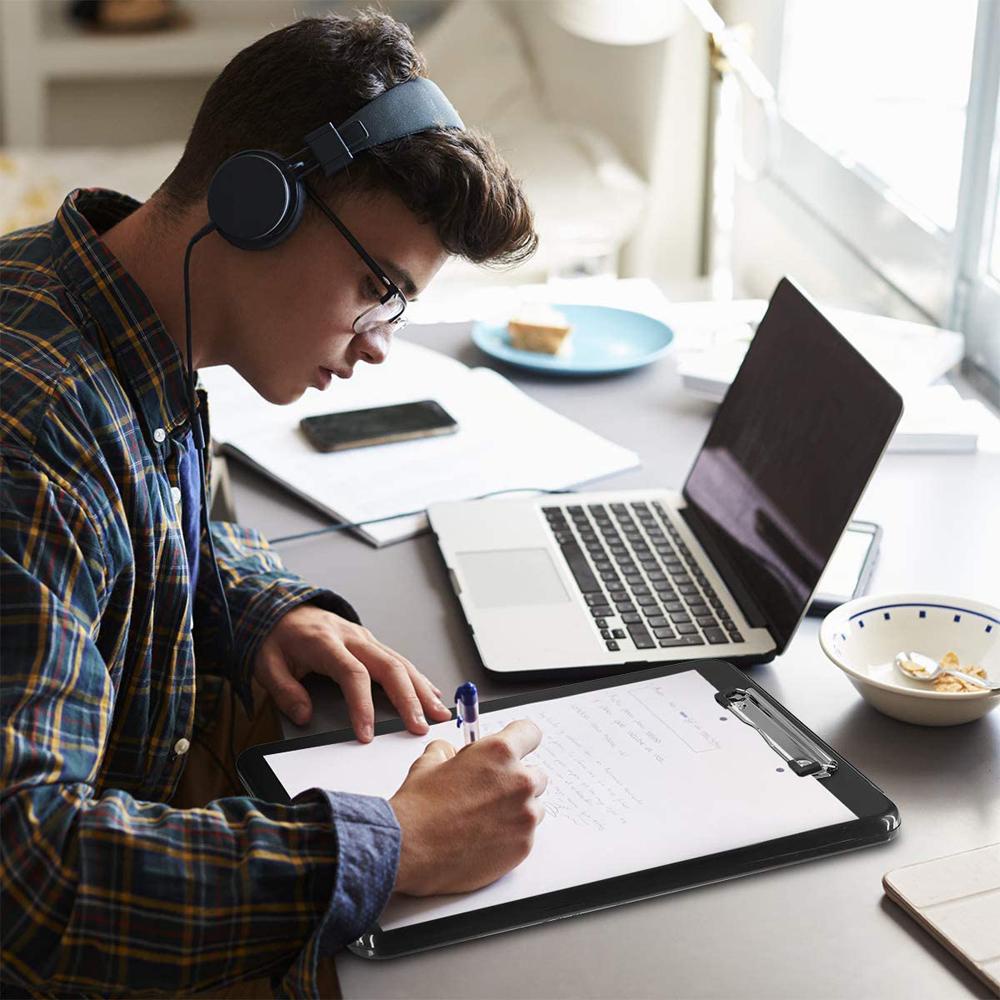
[263,671,854,931]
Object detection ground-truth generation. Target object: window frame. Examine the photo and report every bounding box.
[727,0,1000,384]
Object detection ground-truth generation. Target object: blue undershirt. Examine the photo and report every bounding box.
[177,429,201,590]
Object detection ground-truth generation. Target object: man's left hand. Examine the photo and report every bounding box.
[253,604,452,742]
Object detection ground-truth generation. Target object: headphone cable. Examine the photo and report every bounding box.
[266,486,579,545]
[183,221,246,786]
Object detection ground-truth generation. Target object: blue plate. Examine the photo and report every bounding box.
[471,304,674,376]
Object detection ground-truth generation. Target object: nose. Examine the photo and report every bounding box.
[353,326,391,365]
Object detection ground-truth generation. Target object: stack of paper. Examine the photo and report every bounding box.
[200,338,639,546]
[893,385,996,454]
[670,299,965,402]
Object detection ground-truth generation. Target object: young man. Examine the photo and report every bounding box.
[1,11,546,998]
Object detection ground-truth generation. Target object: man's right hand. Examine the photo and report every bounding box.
[387,719,546,896]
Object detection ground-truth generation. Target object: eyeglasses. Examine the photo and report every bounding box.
[304,184,408,336]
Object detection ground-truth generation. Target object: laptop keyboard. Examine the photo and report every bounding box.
[542,501,745,653]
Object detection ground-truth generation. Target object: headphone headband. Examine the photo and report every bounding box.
[207,77,464,251]
[305,78,464,177]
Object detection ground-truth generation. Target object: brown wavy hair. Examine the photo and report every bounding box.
[159,9,537,267]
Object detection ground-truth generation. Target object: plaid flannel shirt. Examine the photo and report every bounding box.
[1,189,401,998]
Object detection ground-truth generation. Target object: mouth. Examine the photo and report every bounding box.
[321,366,352,380]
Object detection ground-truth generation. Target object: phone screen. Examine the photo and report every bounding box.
[300,400,458,453]
[807,520,881,615]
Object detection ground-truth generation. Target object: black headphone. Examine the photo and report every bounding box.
[205,77,464,251]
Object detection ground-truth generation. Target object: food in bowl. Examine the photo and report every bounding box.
[932,653,988,692]
[820,594,1000,726]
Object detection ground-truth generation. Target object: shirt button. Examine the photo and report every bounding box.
[173,737,191,756]
[153,428,167,444]
[170,486,182,506]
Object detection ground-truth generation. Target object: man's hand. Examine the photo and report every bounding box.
[388,720,547,896]
[253,604,452,740]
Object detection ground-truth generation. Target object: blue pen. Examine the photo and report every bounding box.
[455,682,480,745]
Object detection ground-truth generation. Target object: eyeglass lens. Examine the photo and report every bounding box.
[354,292,407,335]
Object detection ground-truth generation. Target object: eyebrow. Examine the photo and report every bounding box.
[378,259,419,300]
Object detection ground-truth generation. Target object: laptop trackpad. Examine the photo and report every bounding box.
[457,549,570,609]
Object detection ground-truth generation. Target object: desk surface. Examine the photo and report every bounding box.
[229,320,1000,999]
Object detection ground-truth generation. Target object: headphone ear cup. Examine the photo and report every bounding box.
[207,151,304,250]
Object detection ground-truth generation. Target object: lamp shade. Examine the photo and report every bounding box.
[547,0,685,45]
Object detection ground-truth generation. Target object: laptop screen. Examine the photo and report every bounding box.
[682,278,902,653]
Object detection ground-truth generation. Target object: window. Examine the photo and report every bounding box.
[729,0,1000,384]
[779,0,978,233]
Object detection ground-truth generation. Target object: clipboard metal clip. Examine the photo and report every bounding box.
[715,688,838,779]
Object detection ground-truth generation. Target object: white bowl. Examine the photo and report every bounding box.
[820,594,1000,726]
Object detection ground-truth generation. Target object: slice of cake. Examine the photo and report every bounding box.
[507,304,573,355]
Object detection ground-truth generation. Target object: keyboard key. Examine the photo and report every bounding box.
[653,626,676,639]
[653,582,675,595]
[637,595,659,607]
[585,593,607,607]
[622,612,642,625]
[676,623,698,635]
[705,627,728,644]
[609,590,628,602]
[659,636,696,648]
[595,618,608,629]
[646,616,669,629]
[696,616,719,629]
[726,629,744,642]
[678,584,700,596]
[559,540,602,593]
[600,628,612,640]
[606,640,620,651]
[615,601,636,614]
[588,504,608,516]
[628,629,655,650]
[590,605,612,618]
[682,633,705,645]
[612,628,626,639]
[669,611,692,623]
[600,570,620,582]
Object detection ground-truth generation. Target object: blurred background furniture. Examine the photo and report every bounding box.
[0,0,708,291]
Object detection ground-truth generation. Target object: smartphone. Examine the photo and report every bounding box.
[807,520,882,616]
[299,399,458,453]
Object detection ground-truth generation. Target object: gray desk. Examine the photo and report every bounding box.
[230,322,1000,999]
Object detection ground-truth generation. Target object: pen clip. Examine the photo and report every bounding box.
[715,687,838,778]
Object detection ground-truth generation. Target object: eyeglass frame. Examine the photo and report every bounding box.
[303,183,408,335]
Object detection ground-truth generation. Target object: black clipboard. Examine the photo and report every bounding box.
[238,660,899,959]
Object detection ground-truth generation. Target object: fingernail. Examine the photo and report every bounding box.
[292,704,309,725]
[360,723,373,742]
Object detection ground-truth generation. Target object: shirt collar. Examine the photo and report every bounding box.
[51,188,193,442]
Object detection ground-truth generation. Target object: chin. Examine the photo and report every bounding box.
[252,379,306,406]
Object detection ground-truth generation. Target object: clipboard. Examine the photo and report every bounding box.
[238,660,899,959]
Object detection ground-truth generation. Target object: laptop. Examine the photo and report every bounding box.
[428,278,903,676]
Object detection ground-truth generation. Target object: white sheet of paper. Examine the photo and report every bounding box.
[200,339,639,546]
[264,672,855,930]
